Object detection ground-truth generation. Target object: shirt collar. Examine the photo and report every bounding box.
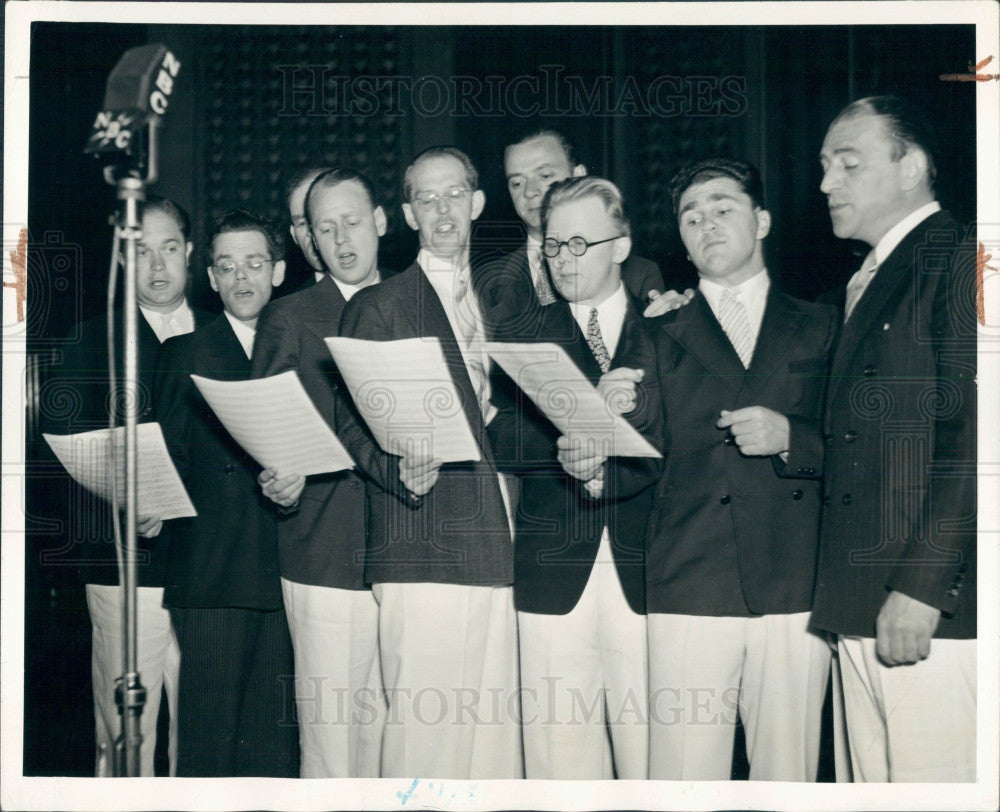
[223,310,257,359]
[871,201,941,268]
[330,269,381,302]
[699,267,770,308]
[567,280,627,323]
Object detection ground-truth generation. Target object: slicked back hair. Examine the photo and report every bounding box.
[305,168,380,226]
[669,157,766,217]
[143,194,191,243]
[285,167,330,209]
[403,146,479,201]
[504,128,579,171]
[207,209,284,263]
[541,175,631,239]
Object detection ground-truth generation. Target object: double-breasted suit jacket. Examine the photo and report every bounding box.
[487,294,653,615]
[337,262,513,586]
[809,210,977,639]
[250,275,373,590]
[615,287,838,615]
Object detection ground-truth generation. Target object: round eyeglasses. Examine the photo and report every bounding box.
[411,188,470,210]
[542,235,621,258]
[211,256,273,275]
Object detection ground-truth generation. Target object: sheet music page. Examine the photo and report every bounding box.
[42,422,197,519]
[190,371,355,476]
[486,342,662,459]
[325,336,481,463]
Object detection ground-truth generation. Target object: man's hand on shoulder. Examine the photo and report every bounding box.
[643,287,696,318]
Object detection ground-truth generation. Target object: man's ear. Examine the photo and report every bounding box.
[755,209,772,241]
[374,206,388,237]
[899,148,928,192]
[471,189,486,221]
[572,164,587,178]
[206,267,219,294]
[271,259,286,288]
[402,202,418,231]
[185,241,193,264]
[288,224,300,247]
[613,235,633,265]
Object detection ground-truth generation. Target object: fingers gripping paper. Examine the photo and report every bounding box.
[486,342,661,459]
[43,423,197,519]
[190,371,355,476]
[325,336,481,463]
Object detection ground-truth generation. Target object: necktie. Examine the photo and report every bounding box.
[844,251,878,322]
[529,247,557,306]
[586,307,612,373]
[718,288,754,368]
[454,269,491,418]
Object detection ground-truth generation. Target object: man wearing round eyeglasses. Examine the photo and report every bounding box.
[337,146,521,779]
[152,209,298,776]
[488,175,653,779]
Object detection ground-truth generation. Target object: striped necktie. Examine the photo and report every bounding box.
[844,251,878,322]
[718,288,754,368]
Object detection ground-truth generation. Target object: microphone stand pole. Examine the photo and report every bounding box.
[110,121,159,778]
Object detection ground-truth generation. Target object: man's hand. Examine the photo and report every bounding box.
[137,514,162,538]
[876,590,941,666]
[598,367,644,416]
[717,407,790,456]
[643,287,696,318]
[556,435,608,482]
[259,466,306,508]
[399,453,443,497]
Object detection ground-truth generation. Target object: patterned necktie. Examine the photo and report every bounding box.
[454,269,491,417]
[529,246,557,306]
[844,251,878,322]
[718,288,754,368]
[586,307,612,373]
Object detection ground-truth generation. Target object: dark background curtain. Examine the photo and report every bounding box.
[23,21,976,776]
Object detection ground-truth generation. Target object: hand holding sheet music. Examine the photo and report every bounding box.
[325,336,481,463]
[43,423,197,519]
[190,371,355,476]
[486,342,661,459]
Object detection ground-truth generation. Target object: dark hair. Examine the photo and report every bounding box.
[305,168,380,226]
[207,209,284,262]
[668,157,766,216]
[831,96,938,191]
[143,194,191,243]
[403,146,478,201]
[284,167,330,209]
[504,128,579,171]
[541,175,631,238]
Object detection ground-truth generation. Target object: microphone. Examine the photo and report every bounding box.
[84,43,181,183]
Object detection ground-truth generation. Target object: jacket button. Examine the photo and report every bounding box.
[224,464,234,474]
[863,365,877,377]
[844,430,857,442]
[720,495,731,505]
[822,496,832,507]
[723,435,735,446]
[947,587,960,598]
[842,493,853,505]
[792,489,803,500]
[350,480,360,489]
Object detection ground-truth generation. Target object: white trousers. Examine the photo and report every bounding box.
[647,611,830,781]
[281,578,385,778]
[837,635,977,782]
[518,538,648,779]
[85,584,180,776]
[373,582,523,779]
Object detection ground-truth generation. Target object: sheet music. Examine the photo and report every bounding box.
[190,371,355,476]
[325,336,481,463]
[486,342,662,459]
[42,423,197,519]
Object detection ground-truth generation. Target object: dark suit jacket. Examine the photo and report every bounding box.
[809,210,977,639]
[250,275,371,590]
[337,261,513,586]
[154,315,283,610]
[614,287,837,616]
[41,305,210,587]
[476,246,664,342]
[487,295,654,615]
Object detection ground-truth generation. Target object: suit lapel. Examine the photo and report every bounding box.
[537,299,605,382]
[303,276,347,341]
[197,315,251,380]
[663,292,747,381]
[738,289,806,404]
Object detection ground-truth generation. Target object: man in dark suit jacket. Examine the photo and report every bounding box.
[488,176,655,779]
[40,195,208,776]
[337,146,522,779]
[811,96,977,782]
[251,169,388,778]
[477,129,665,342]
[560,158,837,781]
[153,209,297,776]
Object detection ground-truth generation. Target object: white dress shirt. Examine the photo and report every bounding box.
[699,268,771,351]
[331,269,381,303]
[567,282,629,360]
[140,300,195,343]
[223,310,257,359]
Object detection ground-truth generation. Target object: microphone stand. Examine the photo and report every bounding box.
[105,120,159,777]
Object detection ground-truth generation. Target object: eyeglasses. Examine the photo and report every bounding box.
[211,256,272,275]
[411,188,470,210]
[542,235,621,258]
